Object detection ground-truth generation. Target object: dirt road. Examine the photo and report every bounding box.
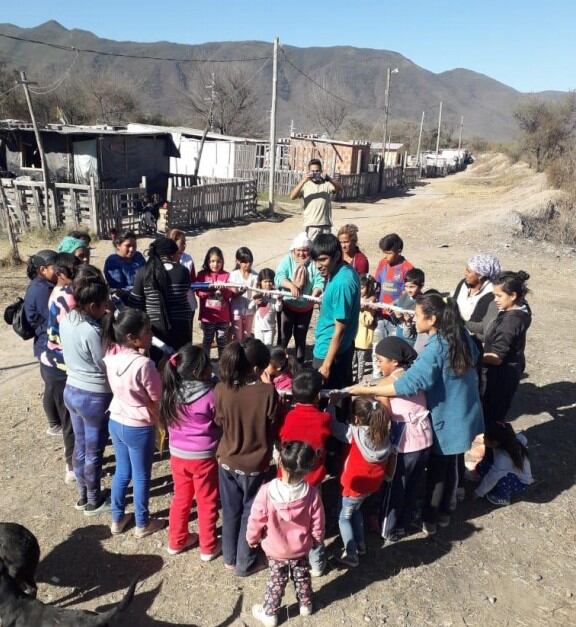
[1,154,575,626]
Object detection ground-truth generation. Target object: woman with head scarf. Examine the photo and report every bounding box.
[453,253,501,343]
[58,235,90,264]
[128,237,193,352]
[274,232,325,363]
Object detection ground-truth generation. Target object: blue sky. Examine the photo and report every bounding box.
[3,0,575,92]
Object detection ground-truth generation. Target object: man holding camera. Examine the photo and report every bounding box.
[290,158,343,241]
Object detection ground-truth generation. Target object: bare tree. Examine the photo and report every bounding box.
[181,64,265,137]
[306,71,350,137]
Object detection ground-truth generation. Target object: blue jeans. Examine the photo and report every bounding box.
[109,420,156,528]
[218,465,266,576]
[339,494,369,558]
[64,385,112,504]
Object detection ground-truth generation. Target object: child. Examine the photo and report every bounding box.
[278,369,331,576]
[102,309,165,538]
[196,247,233,358]
[354,274,376,382]
[103,230,146,301]
[230,247,258,341]
[161,344,221,560]
[215,340,279,576]
[60,266,112,515]
[42,253,80,482]
[250,268,283,347]
[473,422,533,505]
[261,347,295,394]
[372,233,414,341]
[373,337,432,542]
[248,441,325,626]
[331,397,391,567]
[391,268,425,346]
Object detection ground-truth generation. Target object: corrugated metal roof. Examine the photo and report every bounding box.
[126,123,263,143]
[0,120,176,137]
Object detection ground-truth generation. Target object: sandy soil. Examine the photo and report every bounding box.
[0,154,575,626]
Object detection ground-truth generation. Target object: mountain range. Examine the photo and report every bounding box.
[0,20,566,141]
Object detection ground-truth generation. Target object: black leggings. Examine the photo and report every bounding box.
[40,365,74,467]
[280,307,313,363]
[422,453,458,524]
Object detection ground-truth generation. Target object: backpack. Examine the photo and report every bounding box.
[3,297,35,340]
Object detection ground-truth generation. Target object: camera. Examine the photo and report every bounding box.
[311,172,324,182]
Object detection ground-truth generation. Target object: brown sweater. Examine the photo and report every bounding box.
[214,381,279,473]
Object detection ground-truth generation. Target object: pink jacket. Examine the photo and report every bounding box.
[246,480,325,560]
[196,270,232,324]
[104,345,162,427]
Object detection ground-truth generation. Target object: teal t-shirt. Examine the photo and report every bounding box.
[313,263,360,359]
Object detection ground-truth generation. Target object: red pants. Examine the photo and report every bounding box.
[168,456,219,554]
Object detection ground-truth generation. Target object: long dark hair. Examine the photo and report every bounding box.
[485,422,528,470]
[202,246,224,272]
[73,265,108,310]
[234,246,254,270]
[102,308,150,352]
[352,397,390,448]
[416,293,474,375]
[219,341,253,389]
[493,270,530,303]
[160,344,211,428]
[143,238,178,330]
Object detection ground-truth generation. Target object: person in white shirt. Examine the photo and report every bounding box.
[249,268,283,347]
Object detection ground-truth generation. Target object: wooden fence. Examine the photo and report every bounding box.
[337,172,381,201]
[235,169,302,196]
[95,187,145,237]
[168,179,257,230]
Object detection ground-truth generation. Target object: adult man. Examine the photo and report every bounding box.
[290,159,343,241]
[310,234,360,389]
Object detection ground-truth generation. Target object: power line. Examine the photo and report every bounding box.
[29,51,79,95]
[0,32,270,63]
[279,47,373,110]
[0,84,19,99]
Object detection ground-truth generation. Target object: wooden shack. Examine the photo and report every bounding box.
[288,134,371,175]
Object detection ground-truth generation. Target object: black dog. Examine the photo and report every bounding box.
[0,523,40,597]
[0,560,137,626]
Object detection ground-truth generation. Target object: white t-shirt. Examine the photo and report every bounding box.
[455,280,493,321]
[230,269,258,316]
[301,180,336,227]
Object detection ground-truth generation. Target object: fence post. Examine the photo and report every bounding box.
[89,176,98,236]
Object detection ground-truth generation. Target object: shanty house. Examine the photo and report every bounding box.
[369,142,406,168]
[288,135,371,175]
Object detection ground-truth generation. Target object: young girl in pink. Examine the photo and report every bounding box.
[248,441,325,626]
[196,246,233,358]
[373,337,432,542]
[230,247,258,341]
[161,344,220,560]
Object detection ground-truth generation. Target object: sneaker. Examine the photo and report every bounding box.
[110,513,132,535]
[486,493,510,506]
[438,513,451,528]
[337,551,359,568]
[46,425,63,436]
[383,529,406,544]
[135,518,166,538]
[200,539,222,562]
[252,604,277,627]
[300,604,313,617]
[310,568,324,578]
[64,466,76,485]
[167,532,199,555]
[357,543,367,556]
[422,522,437,536]
[75,497,88,511]
[84,496,112,517]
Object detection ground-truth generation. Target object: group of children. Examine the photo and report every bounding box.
[15,225,536,626]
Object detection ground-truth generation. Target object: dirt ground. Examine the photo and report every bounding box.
[0,154,575,626]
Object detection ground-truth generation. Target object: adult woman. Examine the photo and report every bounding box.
[337,224,369,274]
[128,237,192,352]
[57,236,90,264]
[103,230,146,300]
[453,253,501,342]
[482,271,531,425]
[275,232,324,363]
[349,294,484,535]
[166,228,197,328]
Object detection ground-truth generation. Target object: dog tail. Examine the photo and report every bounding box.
[88,578,138,626]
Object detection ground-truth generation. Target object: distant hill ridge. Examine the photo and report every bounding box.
[0,20,566,140]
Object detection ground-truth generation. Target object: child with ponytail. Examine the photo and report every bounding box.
[160,344,221,560]
[331,397,391,567]
[102,308,165,538]
[215,340,279,576]
[230,247,258,341]
[349,294,484,536]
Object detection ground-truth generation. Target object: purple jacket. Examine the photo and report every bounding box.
[168,380,219,459]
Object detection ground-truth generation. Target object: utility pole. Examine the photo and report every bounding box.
[416,111,425,169]
[458,115,464,151]
[435,100,443,165]
[381,67,391,173]
[18,71,52,230]
[267,37,279,215]
[193,73,217,183]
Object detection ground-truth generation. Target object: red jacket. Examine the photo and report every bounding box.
[341,438,387,497]
[279,404,331,486]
